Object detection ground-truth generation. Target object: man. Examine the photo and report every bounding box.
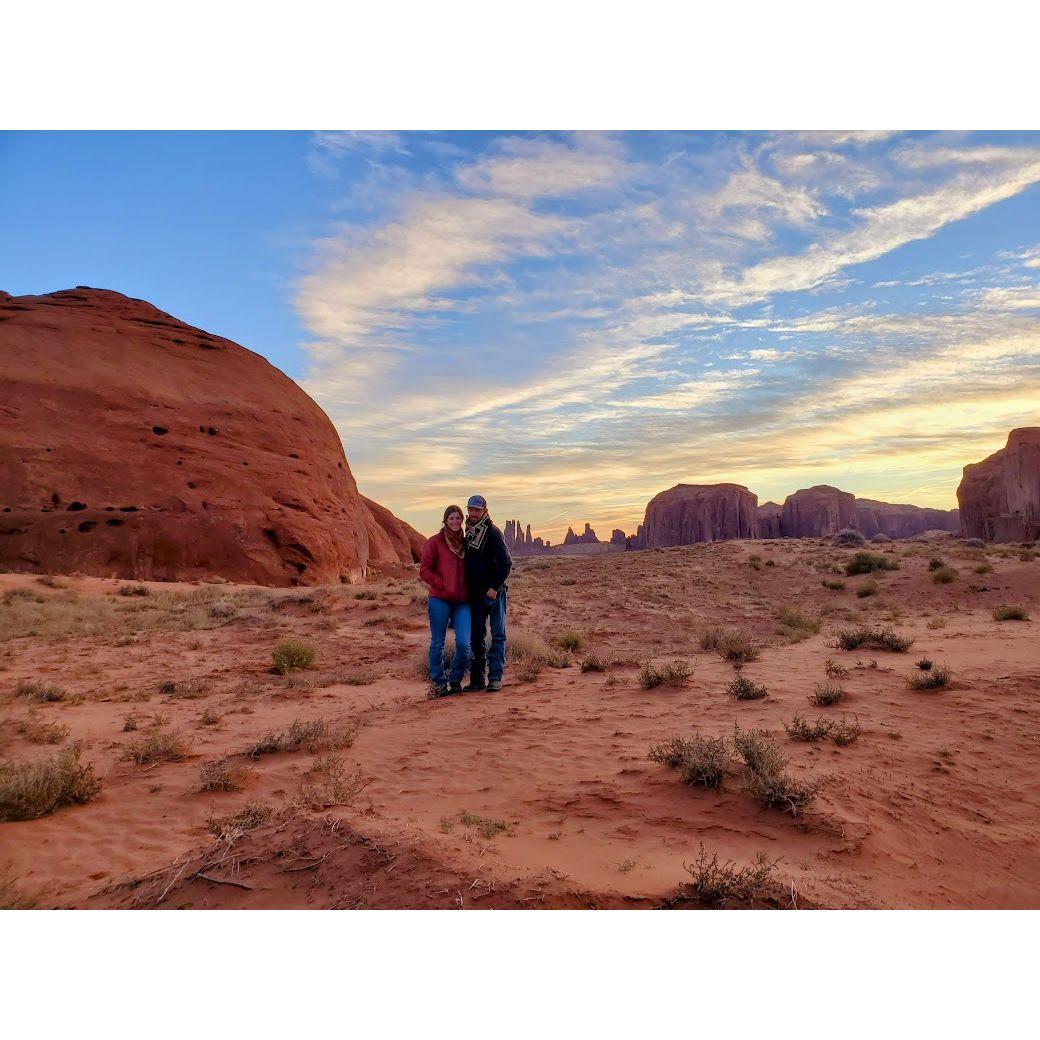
[463,494,512,692]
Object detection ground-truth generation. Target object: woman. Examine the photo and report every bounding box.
[419,505,472,696]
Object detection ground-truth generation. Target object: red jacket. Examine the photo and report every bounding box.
[420,531,468,603]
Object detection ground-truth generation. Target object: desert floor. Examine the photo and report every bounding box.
[1,535,1038,909]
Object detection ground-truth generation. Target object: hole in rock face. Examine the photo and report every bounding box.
[119,506,139,512]
[186,482,196,489]
[152,426,168,435]
[289,453,299,459]
[106,518,123,526]
[77,521,97,533]
[67,502,87,511]
[51,492,61,506]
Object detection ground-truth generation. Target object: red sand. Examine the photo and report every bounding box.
[1,536,1038,908]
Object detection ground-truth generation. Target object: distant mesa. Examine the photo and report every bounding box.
[635,479,962,549]
[0,287,420,585]
[957,427,1040,542]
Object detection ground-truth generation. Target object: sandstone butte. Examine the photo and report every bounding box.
[639,483,961,547]
[0,287,422,586]
[958,427,1040,542]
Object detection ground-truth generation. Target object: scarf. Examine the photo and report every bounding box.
[443,523,465,557]
[466,514,491,551]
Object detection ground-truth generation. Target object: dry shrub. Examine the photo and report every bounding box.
[834,529,866,546]
[200,709,221,726]
[15,680,68,703]
[856,579,878,598]
[580,654,608,673]
[293,756,369,809]
[556,631,585,652]
[810,682,844,706]
[0,746,102,821]
[831,716,862,746]
[122,713,139,732]
[649,733,729,789]
[416,633,456,679]
[931,566,957,585]
[845,552,898,576]
[638,659,691,690]
[726,674,767,700]
[160,677,207,699]
[906,665,952,690]
[733,725,817,815]
[776,605,821,642]
[993,605,1029,621]
[821,578,846,591]
[836,626,913,652]
[248,716,359,758]
[460,811,509,839]
[675,845,776,908]
[122,730,191,765]
[342,670,378,686]
[784,715,833,742]
[507,631,550,683]
[272,639,316,674]
[199,758,249,792]
[118,584,149,597]
[207,801,273,844]
[709,629,760,663]
[15,713,69,745]
[824,658,849,679]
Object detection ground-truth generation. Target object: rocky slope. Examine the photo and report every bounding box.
[0,287,419,585]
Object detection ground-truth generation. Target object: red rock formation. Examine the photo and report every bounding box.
[855,499,959,539]
[563,526,578,546]
[610,528,627,546]
[756,501,783,539]
[361,496,424,564]
[641,483,758,546]
[780,485,856,538]
[957,428,1040,542]
[0,287,417,585]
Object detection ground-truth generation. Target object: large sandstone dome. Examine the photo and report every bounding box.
[641,483,758,546]
[0,287,422,585]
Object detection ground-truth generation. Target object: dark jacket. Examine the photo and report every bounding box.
[464,517,512,600]
[419,530,468,603]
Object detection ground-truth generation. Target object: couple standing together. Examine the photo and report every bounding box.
[419,494,512,696]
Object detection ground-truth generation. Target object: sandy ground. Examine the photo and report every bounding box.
[1,534,1038,909]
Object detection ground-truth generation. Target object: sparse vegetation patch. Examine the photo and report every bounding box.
[0,746,102,821]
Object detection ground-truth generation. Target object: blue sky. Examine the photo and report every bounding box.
[3,131,1039,540]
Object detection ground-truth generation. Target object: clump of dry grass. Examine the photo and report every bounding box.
[15,712,69,745]
[247,716,359,758]
[15,680,69,704]
[342,669,379,686]
[159,677,207,699]
[672,845,776,908]
[906,665,952,690]
[993,605,1029,621]
[821,578,846,591]
[830,716,862,746]
[122,713,139,732]
[824,658,849,679]
[200,709,221,726]
[835,625,913,652]
[810,682,844,706]
[580,654,608,673]
[272,639,316,674]
[556,630,585,652]
[726,674,767,700]
[856,579,879,598]
[122,730,192,765]
[700,626,760,663]
[931,566,957,585]
[207,801,273,844]
[776,605,821,643]
[638,659,692,690]
[199,758,249,792]
[0,746,102,821]
[460,811,509,839]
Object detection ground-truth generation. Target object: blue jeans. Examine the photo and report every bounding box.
[470,586,507,684]
[427,598,471,687]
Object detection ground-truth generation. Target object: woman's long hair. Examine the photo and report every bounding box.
[442,504,464,556]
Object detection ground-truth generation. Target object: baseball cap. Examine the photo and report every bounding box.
[467,494,487,509]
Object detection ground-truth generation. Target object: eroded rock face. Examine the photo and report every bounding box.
[0,287,418,585]
[855,499,959,539]
[641,483,758,546]
[780,485,856,538]
[361,496,424,565]
[957,428,1040,542]
[756,501,783,539]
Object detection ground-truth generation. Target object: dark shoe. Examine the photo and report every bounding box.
[486,679,503,692]
[463,681,485,692]
[427,683,451,699]
[449,682,463,694]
